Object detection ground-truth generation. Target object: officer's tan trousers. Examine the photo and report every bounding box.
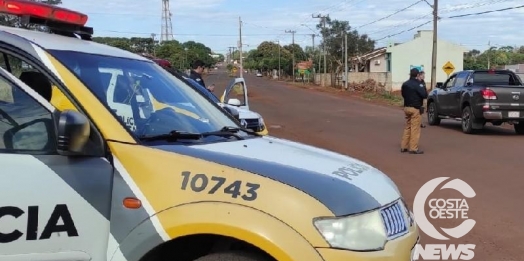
[401,107,422,151]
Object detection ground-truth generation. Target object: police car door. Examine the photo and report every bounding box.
[0,67,112,261]
[220,78,249,110]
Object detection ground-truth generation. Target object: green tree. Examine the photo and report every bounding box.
[463,46,524,70]
[181,41,215,68]
[93,37,134,52]
[91,37,216,70]
[212,53,225,64]
[316,17,375,74]
[155,40,187,68]
[243,41,293,75]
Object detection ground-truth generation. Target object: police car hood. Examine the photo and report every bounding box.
[155,136,401,216]
[235,107,261,120]
[219,103,262,120]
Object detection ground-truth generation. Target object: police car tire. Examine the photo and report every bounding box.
[193,251,271,261]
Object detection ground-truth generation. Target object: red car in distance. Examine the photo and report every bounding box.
[138,53,172,69]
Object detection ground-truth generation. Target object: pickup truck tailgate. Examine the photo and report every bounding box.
[487,86,524,118]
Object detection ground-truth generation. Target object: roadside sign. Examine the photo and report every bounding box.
[442,61,455,76]
[232,67,238,73]
[298,69,309,74]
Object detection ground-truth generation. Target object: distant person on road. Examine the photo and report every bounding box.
[417,71,428,128]
[400,68,427,154]
[189,59,215,92]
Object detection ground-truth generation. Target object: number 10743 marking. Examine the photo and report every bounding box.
[180,171,260,201]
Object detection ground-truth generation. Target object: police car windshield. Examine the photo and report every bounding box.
[49,50,243,142]
[186,78,220,103]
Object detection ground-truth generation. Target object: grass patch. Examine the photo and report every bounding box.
[362,91,403,106]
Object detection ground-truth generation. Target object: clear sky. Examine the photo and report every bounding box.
[61,0,523,55]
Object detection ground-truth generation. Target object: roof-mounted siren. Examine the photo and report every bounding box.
[0,0,93,40]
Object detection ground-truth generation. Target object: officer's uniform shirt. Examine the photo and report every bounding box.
[401,78,428,109]
[188,70,206,89]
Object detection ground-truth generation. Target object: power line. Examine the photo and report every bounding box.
[356,0,424,29]
[366,0,513,36]
[372,2,524,40]
[95,30,316,37]
[366,12,432,35]
[285,30,296,82]
[439,0,515,14]
[369,1,521,46]
[243,22,285,32]
[374,20,432,41]
[446,4,524,18]
[330,0,366,14]
[296,0,361,31]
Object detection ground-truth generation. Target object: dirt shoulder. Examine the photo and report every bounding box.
[270,79,405,108]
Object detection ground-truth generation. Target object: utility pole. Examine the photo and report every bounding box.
[487,41,491,69]
[228,47,236,64]
[313,13,328,86]
[285,30,296,82]
[151,33,156,56]
[311,34,316,51]
[430,0,438,91]
[274,40,281,80]
[311,34,316,80]
[239,17,243,78]
[344,32,348,90]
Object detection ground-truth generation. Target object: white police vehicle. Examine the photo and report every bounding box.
[0,1,419,261]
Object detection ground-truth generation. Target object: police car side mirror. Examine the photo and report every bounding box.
[223,106,240,121]
[57,110,90,156]
[436,82,444,89]
[227,98,242,106]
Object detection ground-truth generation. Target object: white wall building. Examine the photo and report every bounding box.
[386,30,468,90]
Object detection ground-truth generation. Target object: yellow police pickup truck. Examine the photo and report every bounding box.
[0,1,419,261]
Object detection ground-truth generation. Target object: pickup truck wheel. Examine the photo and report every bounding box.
[427,102,440,125]
[461,106,475,134]
[193,251,272,261]
[514,122,524,135]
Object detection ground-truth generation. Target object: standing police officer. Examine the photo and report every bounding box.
[400,68,427,154]
[189,60,215,92]
[417,71,427,128]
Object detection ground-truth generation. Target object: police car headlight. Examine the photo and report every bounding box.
[313,210,387,251]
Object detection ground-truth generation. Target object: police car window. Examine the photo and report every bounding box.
[231,82,246,105]
[185,78,220,103]
[0,52,64,106]
[0,53,39,78]
[49,50,242,140]
[0,76,54,152]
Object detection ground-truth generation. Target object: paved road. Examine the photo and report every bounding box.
[205,68,523,260]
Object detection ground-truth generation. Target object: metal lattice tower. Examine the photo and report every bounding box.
[160,0,173,42]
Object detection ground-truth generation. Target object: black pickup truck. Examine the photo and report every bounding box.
[427,69,524,134]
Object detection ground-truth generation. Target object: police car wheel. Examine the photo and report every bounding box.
[193,251,271,261]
